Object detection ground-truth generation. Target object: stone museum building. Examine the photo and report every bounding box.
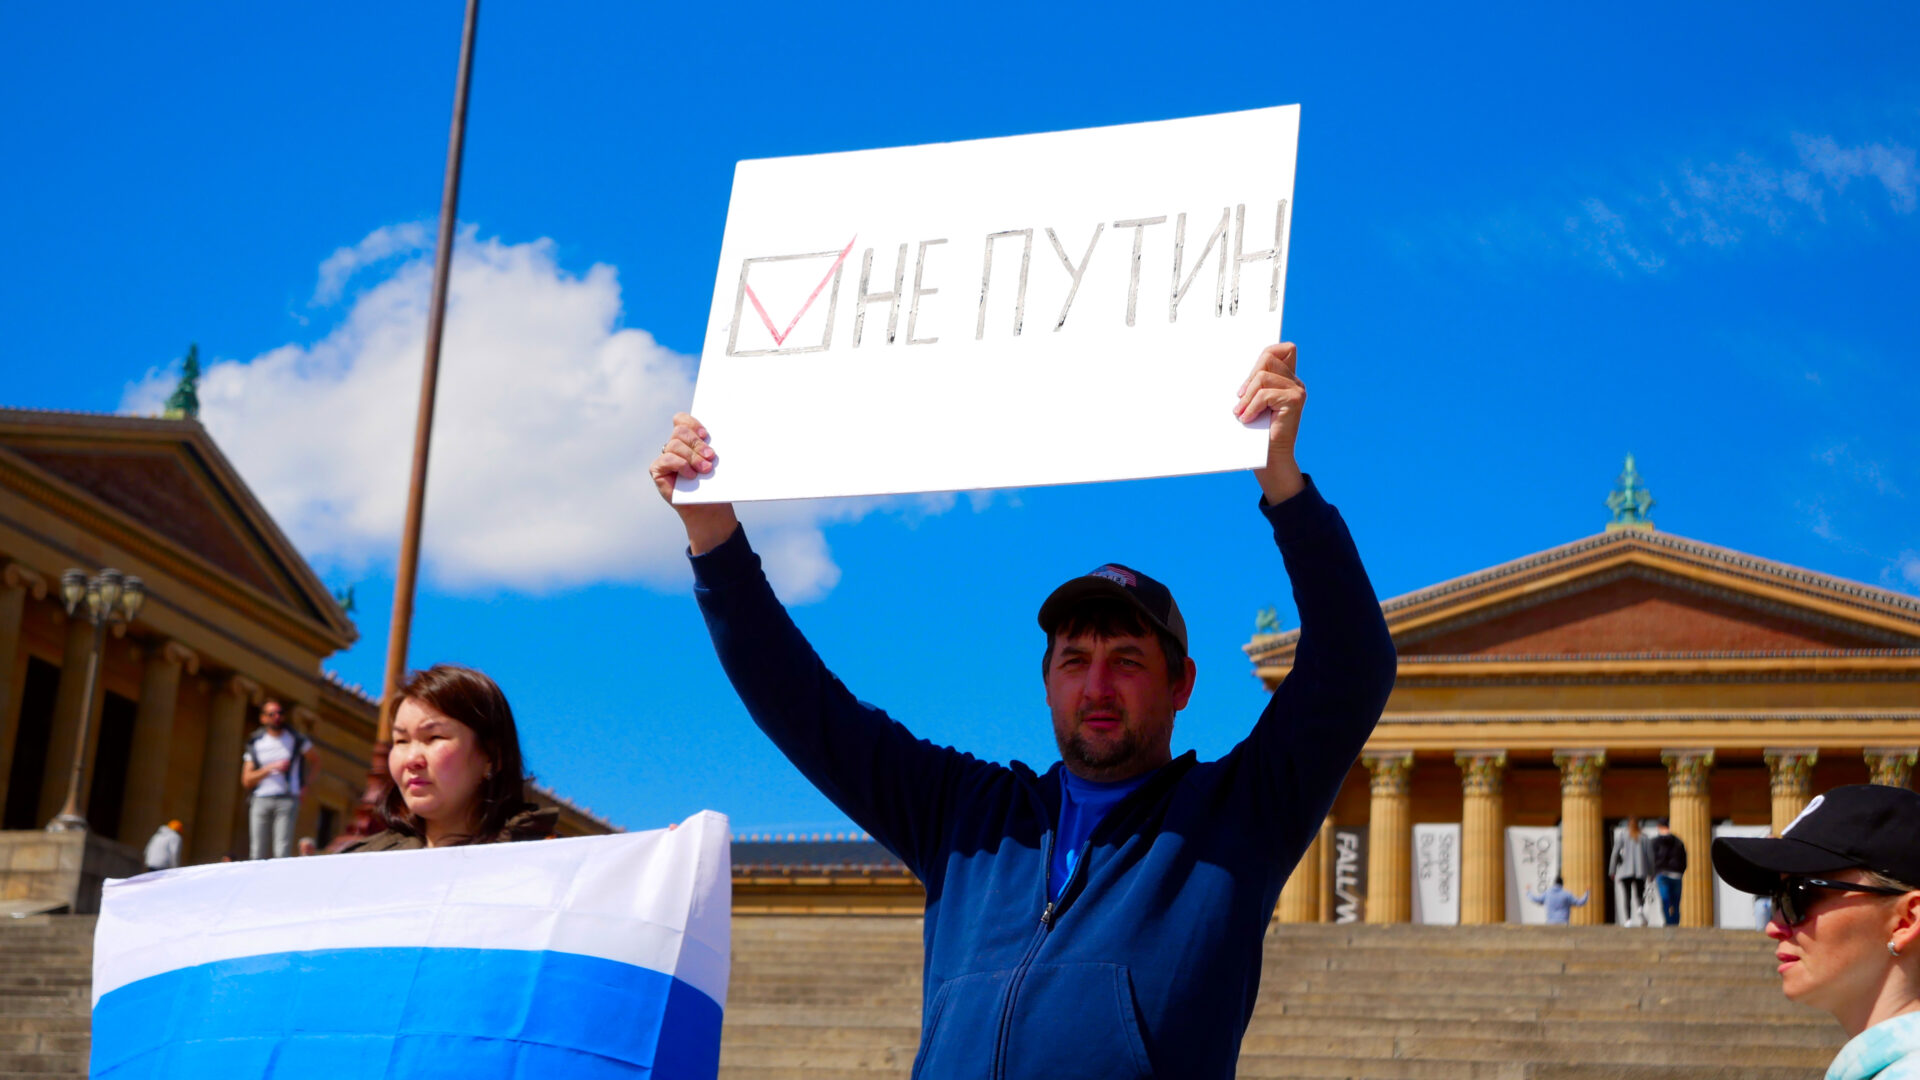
[0,403,613,914]
[729,459,1920,926]
[1255,457,1920,928]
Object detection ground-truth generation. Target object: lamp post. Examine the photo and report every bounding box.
[46,568,145,833]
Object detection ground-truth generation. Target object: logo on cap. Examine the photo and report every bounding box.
[1783,794,1824,837]
[1089,565,1137,587]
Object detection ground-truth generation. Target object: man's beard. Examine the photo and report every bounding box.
[1056,708,1143,773]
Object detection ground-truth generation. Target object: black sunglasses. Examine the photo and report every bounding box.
[1769,876,1907,927]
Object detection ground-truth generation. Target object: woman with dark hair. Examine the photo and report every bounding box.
[343,664,555,852]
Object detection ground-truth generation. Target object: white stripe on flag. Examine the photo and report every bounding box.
[92,810,730,1007]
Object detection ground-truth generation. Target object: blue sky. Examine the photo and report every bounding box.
[4,3,1915,834]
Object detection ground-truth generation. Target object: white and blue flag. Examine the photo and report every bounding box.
[90,811,731,1079]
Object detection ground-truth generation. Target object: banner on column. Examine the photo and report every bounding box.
[1505,826,1561,925]
[1714,823,1772,930]
[1412,823,1461,926]
[1330,826,1367,924]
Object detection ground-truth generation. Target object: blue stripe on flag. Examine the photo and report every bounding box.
[91,947,722,1079]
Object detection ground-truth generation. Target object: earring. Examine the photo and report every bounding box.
[1891,942,1903,959]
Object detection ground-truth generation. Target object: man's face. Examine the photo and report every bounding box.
[260,702,285,730]
[1044,630,1195,782]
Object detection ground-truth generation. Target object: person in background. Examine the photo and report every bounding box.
[1649,819,1688,927]
[1526,876,1590,925]
[296,837,318,857]
[1713,785,1920,1079]
[342,664,555,852]
[240,700,315,859]
[1610,817,1652,926]
[143,819,183,872]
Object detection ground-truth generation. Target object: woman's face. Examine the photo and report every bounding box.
[389,697,492,835]
[1766,869,1901,1016]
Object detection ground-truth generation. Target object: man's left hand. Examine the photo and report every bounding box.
[1235,342,1306,505]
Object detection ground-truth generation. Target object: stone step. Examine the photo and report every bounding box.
[1238,1033,1833,1069]
[718,1014,1840,1052]
[0,1019,87,1034]
[0,1051,88,1074]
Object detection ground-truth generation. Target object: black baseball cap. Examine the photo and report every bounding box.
[1037,563,1188,651]
[1712,784,1920,895]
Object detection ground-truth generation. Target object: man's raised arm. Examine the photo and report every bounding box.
[650,415,992,877]
[1227,345,1398,850]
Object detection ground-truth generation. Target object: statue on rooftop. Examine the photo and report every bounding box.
[1254,607,1281,634]
[1605,453,1655,531]
[162,344,201,420]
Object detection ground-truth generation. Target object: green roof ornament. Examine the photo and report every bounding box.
[1254,607,1281,634]
[162,344,201,420]
[1605,453,1655,531]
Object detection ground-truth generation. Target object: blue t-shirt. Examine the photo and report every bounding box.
[1051,768,1155,899]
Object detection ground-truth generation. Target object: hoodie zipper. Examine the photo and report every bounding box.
[984,759,1193,1080]
[989,826,1097,1080]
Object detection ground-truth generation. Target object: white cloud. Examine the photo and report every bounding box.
[1814,442,1903,497]
[1473,132,1916,276]
[1892,551,1920,594]
[1795,135,1918,214]
[311,223,432,306]
[1564,198,1666,274]
[123,226,906,601]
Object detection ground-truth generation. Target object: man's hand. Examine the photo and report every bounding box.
[1235,343,1306,505]
[650,412,740,555]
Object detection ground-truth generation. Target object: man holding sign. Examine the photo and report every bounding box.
[651,341,1394,1079]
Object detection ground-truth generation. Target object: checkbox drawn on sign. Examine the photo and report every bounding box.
[726,236,858,357]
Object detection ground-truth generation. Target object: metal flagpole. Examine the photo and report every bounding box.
[343,0,482,844]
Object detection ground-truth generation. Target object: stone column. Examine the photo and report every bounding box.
[119,641,198,843]
[1864,748,1917,789]
[1364,752,1414,924]
[1554,750,1606,926]
[1764,749,1819,836]
[1662,749,1715,927]
[38,610,102,825]
[190,675,258,862]
[0,563,48,813]
[1276,813,1326,923]
[1456,751,1507,925]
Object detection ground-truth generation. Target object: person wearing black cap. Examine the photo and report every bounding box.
[650,342,1397,1079]
[1712,784,1920,1077]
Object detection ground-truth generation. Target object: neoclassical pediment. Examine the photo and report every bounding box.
[0,408,355,649]
[1248,529,1920,678]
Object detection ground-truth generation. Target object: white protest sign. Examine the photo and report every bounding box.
[678,106,1300,503]
[1505,826,1561,925]
[1412,823,1461,926]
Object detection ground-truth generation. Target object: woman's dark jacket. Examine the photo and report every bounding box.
[340,804,559,853]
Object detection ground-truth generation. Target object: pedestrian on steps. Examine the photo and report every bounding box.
[1713,785,1920,1079]
[1610,817,1652,926]
[143,819,183,872]
[1526,876,1589,925]
[1648,819,1687,928]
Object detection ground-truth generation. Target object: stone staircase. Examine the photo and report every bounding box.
[0,914,1848,1080]
[0,915,92,1080]
[722,917,1848,1080]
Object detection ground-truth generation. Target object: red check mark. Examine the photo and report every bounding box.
[743,236,858,346]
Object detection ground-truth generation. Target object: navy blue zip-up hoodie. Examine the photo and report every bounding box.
[692,477,1396,1079]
